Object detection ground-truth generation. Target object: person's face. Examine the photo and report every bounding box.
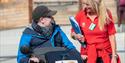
[38,16,52,27]
[81,0,100,13]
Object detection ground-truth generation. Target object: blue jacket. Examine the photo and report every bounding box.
[17,25,75,63]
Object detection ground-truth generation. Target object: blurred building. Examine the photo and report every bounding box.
[0,0,29,30]
[0,0,124,30]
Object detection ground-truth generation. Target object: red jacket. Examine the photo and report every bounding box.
[72,10,121,63]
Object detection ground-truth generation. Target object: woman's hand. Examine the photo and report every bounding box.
[71,32,85,42]
[111,56,117,63]
[81,55,88,60]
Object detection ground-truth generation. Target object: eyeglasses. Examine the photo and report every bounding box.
[42,16,53,21]
[44,16,53,19]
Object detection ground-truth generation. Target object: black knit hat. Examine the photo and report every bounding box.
[32,5,57,23]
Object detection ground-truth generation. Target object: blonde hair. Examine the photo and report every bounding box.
[86,0,110,30]
[98,0,110,30]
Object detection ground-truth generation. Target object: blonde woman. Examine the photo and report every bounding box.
[71,0,121,63]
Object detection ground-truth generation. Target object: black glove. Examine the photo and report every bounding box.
[20,45,31,54]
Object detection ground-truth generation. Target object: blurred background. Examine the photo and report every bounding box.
[0,0,125,63]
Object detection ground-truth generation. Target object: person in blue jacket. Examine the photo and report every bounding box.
[17,5,83,63]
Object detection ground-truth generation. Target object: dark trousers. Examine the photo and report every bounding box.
[20,49,83,63]
[45,49,83,63]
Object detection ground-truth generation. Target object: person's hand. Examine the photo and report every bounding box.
[81,55,88,60]
[76,34,85,42]
[111,54,118,63]
[111,56,117,63]
[71,32,85,42]
[29,56,39,63]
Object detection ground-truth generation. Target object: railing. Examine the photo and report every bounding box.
[0,56,16,62]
